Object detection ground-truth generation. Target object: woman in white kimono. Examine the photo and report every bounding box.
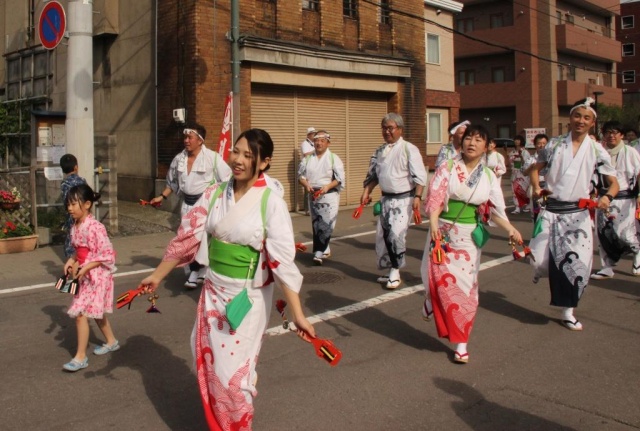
[151,124,232,288]
[508,135,532,214]
[529,98,619,331]
[590,121,640,279]
[421,125,522,364]
[485,138,507,180]
[141,129,315,430]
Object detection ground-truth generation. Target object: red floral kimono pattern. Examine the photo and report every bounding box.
[163,179,301,431]
[422,159,506,343]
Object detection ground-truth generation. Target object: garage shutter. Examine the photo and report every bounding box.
[252,84,389,210]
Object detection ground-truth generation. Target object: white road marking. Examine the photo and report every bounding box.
[266,254,515,336]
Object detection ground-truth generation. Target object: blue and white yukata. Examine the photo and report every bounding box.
[298,149,345,258]
[529,134,616,307]
[364,137,428,270]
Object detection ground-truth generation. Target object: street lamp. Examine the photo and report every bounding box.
[593,91,604,137]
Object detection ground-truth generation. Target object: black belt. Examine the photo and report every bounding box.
[599,189,635,200]
[382,188,415,199]
[545,198,584,214]
[183,193,202,206]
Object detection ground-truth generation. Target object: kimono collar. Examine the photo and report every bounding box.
[177,148,207,173]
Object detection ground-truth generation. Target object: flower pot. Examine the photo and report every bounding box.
[1,201,20,211]
[0,235,38,254]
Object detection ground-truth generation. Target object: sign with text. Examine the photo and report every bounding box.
[524,128,546,149]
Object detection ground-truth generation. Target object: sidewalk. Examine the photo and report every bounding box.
[1,200,380,292]
[3,181,516,292]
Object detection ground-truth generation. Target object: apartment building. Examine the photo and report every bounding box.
[424,0,463,166]
[2,1,434,212]
[454,0,621,138]
[618,0,640,102]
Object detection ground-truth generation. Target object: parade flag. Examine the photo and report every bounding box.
[218,92,233,161]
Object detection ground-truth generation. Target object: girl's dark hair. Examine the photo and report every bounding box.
[461,124,491,145]
[65,184,100,207]
[514,134,525,144]
[235,128,274,176]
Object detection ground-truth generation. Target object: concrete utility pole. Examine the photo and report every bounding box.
[65,0,94,184]
[231,0,241,142]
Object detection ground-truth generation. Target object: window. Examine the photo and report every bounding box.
[492,67,505,83]
[380,0,390,24]
[556,11,562,25]
[456,18,474,34]
[623,70,636,84]
[566,14,574,25]
[458,70,475,86]
[427,113,442,143]
[567,66,576,81]
[426,34,440,64]
[490,13,504,29]
[623,43,635,57]
[303,0,319,12]
[497,125,512,139]
[622,15,634,29]
[343,0,357,19]
[6,49,51,102]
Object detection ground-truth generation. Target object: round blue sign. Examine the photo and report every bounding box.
[39,1,66,50]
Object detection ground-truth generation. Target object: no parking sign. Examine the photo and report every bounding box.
[38,1,66,50]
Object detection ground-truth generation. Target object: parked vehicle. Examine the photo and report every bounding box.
[493,138,515,150]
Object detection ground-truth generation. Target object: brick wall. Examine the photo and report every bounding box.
[158,0,427,175]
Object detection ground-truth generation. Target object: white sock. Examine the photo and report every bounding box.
[389,267,400,281]
[314,251,323,259]
[455,343,468,355]
[633,252,640,269]
[562,307,575,321]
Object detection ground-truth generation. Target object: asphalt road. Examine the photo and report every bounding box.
[1,201,639,431]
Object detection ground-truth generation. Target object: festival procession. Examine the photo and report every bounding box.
[1,1,639,430]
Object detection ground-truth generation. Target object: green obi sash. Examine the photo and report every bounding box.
[440,199,478,224]
[209,237,259,279]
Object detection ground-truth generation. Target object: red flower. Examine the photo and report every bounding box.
[6,221,16,230]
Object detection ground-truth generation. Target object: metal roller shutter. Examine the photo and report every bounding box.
[252,84,389,210]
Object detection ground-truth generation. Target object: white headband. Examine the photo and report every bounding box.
[449,120,470,135]
[314,133,331,141]
[183,128,204,141]
[569,97,597,118]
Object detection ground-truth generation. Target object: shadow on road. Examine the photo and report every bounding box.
[480,290,551,325]
[85,335,206,430]
[304,289,449,354]
[433,377,578,431]
[42,304,106,356]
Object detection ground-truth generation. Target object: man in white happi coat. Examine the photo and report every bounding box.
[529,98,619,331]
[435,120,470,168]
[299,127,316,215]
[589,120,640,280]
[361,113,428,289]
[151,123,232,288]
[298,130,345,265]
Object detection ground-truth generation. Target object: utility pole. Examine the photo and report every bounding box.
[230,0,241,142]
[65,0,94,184]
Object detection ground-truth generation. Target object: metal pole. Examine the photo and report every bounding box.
[65,0,95,185]
[231,0,241,142]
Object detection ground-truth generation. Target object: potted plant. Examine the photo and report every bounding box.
[0,187,22,211]
[0,220,37,254]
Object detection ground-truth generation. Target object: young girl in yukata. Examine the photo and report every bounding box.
[61,184,118,372]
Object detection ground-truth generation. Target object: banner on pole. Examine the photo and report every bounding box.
[218,93,233,161]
